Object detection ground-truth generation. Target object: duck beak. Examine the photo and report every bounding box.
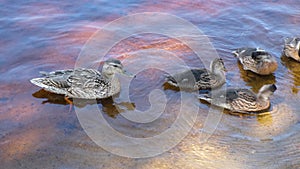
[122,70,136,78]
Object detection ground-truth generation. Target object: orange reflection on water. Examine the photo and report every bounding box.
[134,0,244,17]
[252,103,298,139]
[110,35,194,57]
[0,84,40,123]
[1,124,56,161]
[13,3,64,30]
[1,0,300,168]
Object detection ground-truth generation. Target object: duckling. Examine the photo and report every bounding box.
[198,84,277,113]
[283,37,300,62]
[30,58,130,99]
[166,58,226,90]
[232,48,278,75]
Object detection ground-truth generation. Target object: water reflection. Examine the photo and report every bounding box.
[1,0,300,168]
[237,61,276,93]
[32,89,68,105]
[256,112,273,126]
[163,82,180,92]
[242,103,298,140]
[281,55,300,94]
[224,109,272,117]
[32,89,135,118]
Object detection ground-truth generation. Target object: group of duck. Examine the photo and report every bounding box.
[30,37,300,114]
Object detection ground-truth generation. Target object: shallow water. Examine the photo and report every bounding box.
[1,0,300,168]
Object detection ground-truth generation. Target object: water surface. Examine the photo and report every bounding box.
[0,0,299,168]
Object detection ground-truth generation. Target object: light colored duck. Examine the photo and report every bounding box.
[198,84,277,113]
[30,58,130,99]
[166,58,226,90]
[232,48,278,75]
[283,37,300,62]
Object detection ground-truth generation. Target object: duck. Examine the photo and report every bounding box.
[30,58,130,99]
[198,84,277,113]
[232,48,278,75]
[165,58,226,90]
[283,37,300,62]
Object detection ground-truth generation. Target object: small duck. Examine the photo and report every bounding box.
[283,37,300,62]
[30,58,130,99]
[232,48,278,75]
[166,58,226,90]
[198,84,277,113]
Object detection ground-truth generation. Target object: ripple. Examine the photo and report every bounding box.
[1,0,300,168]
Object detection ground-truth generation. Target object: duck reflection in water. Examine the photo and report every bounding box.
[237,61,276,93]
[32,89,135,118]
[281,55,300,94]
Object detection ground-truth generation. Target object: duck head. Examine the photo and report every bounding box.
[252,51,278,75]
[102,58,129,79]
[210,58,226,73]
[283,37,300,61]
[257,84,277,101]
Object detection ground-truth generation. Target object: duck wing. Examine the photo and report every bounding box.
[31,68,114,99]
[30,69,75,95]
[228,88,260,112]
[234,48,259,72]
[199,88,259,113]
[193,69,219,89]
[166,68,212,90]
[66,69,113,99]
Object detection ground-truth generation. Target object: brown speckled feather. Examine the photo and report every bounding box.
[166,58,226,90]
[233,48,278,75]
[30,58,126,99]
[31,68,120,99]
[199,84,276,113]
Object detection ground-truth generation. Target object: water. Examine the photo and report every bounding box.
[1,0,299,168]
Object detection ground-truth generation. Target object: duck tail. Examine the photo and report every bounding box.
[30,77,68,95]
[39,71,49,76]
[30,77,68,88]
[30,78,51,88]
[163,73,178,86]
[231,49,239,57]
[198,93,212,102]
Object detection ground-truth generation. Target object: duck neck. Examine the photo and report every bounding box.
[257,92,270,104]
[102,72,115,80]
[257,96,270,108]
[296,40,300,50]
[211,68,225,82]
[258,100,270,109]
